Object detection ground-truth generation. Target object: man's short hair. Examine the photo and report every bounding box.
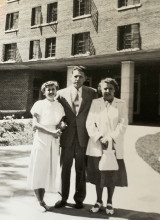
[41,81,59,94]
[72,66,87,75]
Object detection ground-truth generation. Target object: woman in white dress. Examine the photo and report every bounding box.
[27,81,65,211]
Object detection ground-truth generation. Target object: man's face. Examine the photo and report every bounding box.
[44,85,57,101]
[101,82,115,102]
[71,69,86,89]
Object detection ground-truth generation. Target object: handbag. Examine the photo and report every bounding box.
[99,141,119,171]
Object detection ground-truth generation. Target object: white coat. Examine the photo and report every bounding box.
[86,97,128,159]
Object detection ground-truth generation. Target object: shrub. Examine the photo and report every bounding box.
[0,119,33,146]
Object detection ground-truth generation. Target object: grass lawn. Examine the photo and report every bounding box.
[135,132,160,174]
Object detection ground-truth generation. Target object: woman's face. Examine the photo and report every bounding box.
[44,85,57,101]
[101,82,115,102]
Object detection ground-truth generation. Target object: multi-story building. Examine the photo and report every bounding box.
[0,0,160,124]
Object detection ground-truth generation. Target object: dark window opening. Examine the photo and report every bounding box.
[45,38,56,58]
[29,40,41,59]
[4,43,17,61]
[72,32,95,55]
[118,0,140,8]
[117,23,141,50]
[73,0,91,17]
[47,2,57,23]
[5,12,19,30]
[31,6,41,26]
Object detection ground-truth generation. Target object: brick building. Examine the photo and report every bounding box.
[0,0,160,124]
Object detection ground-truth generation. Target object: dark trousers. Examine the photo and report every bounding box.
[60,136,86,203]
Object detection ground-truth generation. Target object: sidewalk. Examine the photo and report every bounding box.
[0,126,160,220]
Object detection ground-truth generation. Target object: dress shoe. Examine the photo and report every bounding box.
[90,202,102,213]
[74,202,84,209]
[54,200,67,208]
[40,201,53,211]
[106,203,114,215]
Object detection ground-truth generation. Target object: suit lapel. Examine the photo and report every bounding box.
[62,87,74,112]
[78,86,88,115]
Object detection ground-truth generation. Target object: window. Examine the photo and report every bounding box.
[73,0,91,17]
[4,43,17,61]
[31,6,41,26]
[29,40,41,59]
[117,23,141,50]
[47,2,57,23]
[5,12,19,30]
[72,32,95,55]
[118,0,140,8]
[45,38,56,58]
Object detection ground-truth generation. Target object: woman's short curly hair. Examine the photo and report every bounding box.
[41,81,59,94]
[99,77,119,92]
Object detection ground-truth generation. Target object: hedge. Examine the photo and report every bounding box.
[0,119,33,146]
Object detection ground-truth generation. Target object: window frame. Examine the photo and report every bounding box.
[117,23,141,51]
[29,40,41,60]
[4,43,17,62]
[73,0,91,18]
[45,37,56,58]
[117,0,141,11]
[72,32,90,56]
[47,2,58,23]
[7,0,19,3]
[5,11,19,31]
[31,6,42,26]
[118,0,140,7]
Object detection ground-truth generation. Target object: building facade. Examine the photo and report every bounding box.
[0,0,160,124]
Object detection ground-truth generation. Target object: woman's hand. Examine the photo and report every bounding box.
[99,137,108,150]
[51,129,62,138]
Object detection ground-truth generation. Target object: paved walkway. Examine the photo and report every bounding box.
[0,126,160,220]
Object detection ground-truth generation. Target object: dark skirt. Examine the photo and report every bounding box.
[86,156,128,187]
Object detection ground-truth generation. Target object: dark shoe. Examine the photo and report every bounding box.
[40,201,53,211]
[54,200,67,208]
[74,202,84,209]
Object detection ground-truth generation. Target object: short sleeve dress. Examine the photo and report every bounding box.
[27,99,65,192]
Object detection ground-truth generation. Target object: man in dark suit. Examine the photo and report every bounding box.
[55,66,97,209]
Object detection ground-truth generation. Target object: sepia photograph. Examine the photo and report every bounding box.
[0,0,160,219]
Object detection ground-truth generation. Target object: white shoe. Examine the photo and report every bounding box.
[106,203,114,215]
[90,202,102,213]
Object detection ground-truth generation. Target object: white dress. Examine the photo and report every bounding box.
[27,99,65,192]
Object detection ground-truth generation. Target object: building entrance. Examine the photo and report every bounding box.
[133,67,160,124]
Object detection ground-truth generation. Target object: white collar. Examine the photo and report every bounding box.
[71,86,82,96]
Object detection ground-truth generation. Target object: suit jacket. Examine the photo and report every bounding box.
[86,97,128,159]
[57,85,97,148]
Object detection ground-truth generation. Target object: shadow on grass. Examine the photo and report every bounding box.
[48,203,160,220]
[0,149,30,160]
[135,132,160,174]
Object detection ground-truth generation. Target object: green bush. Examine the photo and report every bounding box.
[0,119,33,146]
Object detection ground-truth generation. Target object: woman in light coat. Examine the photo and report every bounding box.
[86,78,128,215]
